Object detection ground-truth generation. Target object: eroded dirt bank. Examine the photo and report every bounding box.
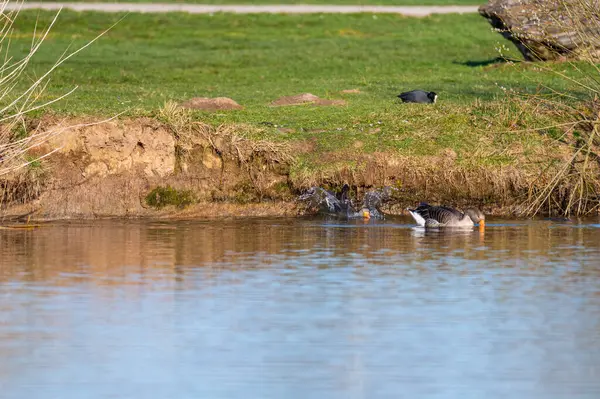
[0,116,579,220]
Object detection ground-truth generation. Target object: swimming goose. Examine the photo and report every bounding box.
[407,203,485,228]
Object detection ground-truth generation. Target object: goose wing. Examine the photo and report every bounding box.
[339,184,354,212]
[298,187,344,214]
[363,186,392,209]
[361,186,397,219]
[339,184,350,202]
[409,203,464,224]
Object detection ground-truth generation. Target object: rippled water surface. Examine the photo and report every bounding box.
[1,217,600,399]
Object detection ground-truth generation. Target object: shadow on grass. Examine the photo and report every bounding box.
[454,57,515,68]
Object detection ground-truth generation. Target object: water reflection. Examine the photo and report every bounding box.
[1,217,600,399]
[1,218,599,279]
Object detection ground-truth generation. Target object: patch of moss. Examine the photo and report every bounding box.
[145,186,195,209]
[231,182,260,204]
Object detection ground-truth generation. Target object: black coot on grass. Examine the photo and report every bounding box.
[398,90,437,104]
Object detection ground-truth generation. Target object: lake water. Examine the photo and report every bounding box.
[1,217,600,399]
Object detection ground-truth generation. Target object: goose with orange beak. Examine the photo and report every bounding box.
[407,203,485,228]
[361,208,371,220]
[298,185,397,220]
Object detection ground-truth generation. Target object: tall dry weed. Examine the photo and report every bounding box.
[0,1,116,207]
[495,0,600,216]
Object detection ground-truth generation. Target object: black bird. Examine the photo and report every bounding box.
[397,90,437,104]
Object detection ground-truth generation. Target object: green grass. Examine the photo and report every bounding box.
[10,11,581,114]
[38,0,482,5]
[7,11,586,165]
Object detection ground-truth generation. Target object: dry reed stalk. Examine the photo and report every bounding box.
[0,1,120,209]
[490,0,600,216]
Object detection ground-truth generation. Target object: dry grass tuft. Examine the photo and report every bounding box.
[158,101,294,165]
[487,0,600,216]
[522,98,600,216]
[0,162,46,206]
[0,1,116,212]
[157,101,295,199]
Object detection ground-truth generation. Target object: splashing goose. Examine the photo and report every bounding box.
[407,203,485,228]
[299,185,398,220]
[298,187,348,215]
[361,186,398,219]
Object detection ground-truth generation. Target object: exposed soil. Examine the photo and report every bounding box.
[1,116,300,220]
[0,115,589,220]
[180,97,243,111]
[270,93,346,107]
[341,89,361,94]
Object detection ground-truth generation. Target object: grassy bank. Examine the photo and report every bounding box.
[4,10,598,216]
[9,11,585,116]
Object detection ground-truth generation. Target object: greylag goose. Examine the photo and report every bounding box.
[407,203,485,228]
[361,186,397,219]
[299,185,397,220]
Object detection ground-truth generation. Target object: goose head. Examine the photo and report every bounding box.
[464,208,485,227]
[361,208,371,220]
